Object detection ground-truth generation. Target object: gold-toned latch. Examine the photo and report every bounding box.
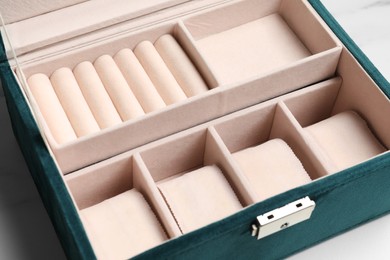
[251,197,315,239]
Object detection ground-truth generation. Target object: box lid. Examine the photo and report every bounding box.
[0,0,190,59]
[1,0,88,24]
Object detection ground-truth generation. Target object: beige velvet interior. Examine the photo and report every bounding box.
[283,61,390,176]
[139,129,255,206]
[114,48,166,113]
[50,68,100,137]
[73,61,123,129]
[66,70,390,257]
[11,0,342,174]
[155,34,209,97]
[266,86,386,177]
[27,74,77,144]
[80,189,167,259]
[158,165,243,233]
[183,0,341,85]
[25,30,210,146]
[1,0,87,24]
[193,14,311,85]
[305,111,386,171]
[2,0,190,57]
[66,155,183,259]
[6,0,390,258]
[232,139,312,202]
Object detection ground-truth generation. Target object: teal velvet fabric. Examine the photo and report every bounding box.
[308,0,390,98]
[1,1,390,259]
[0,39,96,260]
[133,153,390,259]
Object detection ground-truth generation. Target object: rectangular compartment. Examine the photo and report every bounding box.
[138,129,255,233]
[182,0,341,86]
[283,56,390,175]
[19,22,218,174]
[3,0,342,174]
[66,155,181,259]
[213,103,315,202]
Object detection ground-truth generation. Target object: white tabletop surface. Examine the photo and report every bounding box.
[0,1,390,259]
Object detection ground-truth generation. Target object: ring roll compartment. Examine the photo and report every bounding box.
[66,155,181,260]
[22,23,213,174]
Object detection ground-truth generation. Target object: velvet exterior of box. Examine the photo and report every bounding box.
[1,1,390,259]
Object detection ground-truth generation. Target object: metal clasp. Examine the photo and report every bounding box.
[251,197,315,239]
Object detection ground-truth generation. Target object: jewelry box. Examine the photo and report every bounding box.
[1,0,389,259]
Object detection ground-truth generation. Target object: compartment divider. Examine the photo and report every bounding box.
[175,21,219,88]
[133,153,182,237]
[272,101,338,178]
[206,127,257,205]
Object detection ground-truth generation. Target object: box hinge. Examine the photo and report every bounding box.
[251,196,315,239]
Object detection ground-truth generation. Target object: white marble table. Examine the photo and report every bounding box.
[0,1,389,259]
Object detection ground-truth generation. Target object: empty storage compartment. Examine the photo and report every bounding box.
[213,101,317,202]
[65,155,181,259]
[138,129,253,233]
[181,0,341,86]
[283,69,390,175]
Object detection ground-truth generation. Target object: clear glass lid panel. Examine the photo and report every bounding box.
[0,0,190,58]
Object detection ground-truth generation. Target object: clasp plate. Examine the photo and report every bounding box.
[251,197,315,239]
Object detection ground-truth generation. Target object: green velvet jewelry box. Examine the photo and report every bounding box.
[1,0,390,259]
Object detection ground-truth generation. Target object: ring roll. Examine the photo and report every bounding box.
[114,48,166,113]
[134,41,187,105]
[94,55,145,121]
[27,73,77,144]
[155,34,208,97]
[74,61,122,129]
[50,68,100,137]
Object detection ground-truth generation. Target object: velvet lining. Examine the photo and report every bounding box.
[1,0,390,259]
